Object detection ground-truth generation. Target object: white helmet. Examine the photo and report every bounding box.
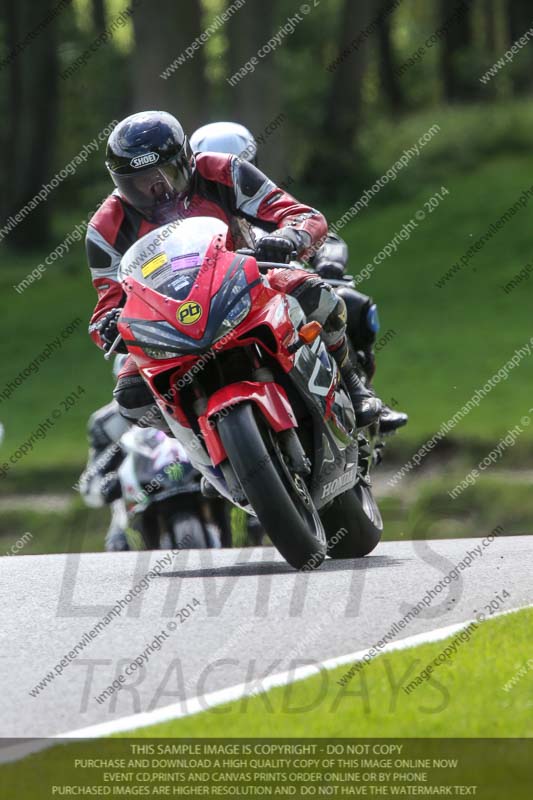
[190,121,258,165]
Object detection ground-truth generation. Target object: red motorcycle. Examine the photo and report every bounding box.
[115,217,382,570]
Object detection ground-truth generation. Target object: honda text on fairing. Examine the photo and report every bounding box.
[114,217,383,570]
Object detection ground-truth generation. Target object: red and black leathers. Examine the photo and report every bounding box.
[87,153,381,428]
[87,154,327,349]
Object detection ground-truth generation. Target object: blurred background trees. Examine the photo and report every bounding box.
[2,0,533,522]
[0,0,532,247]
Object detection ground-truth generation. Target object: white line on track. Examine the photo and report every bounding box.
[1,604,531,765]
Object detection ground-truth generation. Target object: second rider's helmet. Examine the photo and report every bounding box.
[190,121,258,165]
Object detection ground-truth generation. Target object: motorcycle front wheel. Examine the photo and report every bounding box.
[218,403,326,570]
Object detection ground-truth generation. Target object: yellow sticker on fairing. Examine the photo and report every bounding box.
[177,301,203,325]
[141,253,168,277]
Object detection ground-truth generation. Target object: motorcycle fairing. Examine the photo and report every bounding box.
[199,381,298,466]
[118,219,361,511]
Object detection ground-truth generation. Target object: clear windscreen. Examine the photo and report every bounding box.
[118,217,229,301]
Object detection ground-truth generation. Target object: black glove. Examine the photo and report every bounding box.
[97,308,127,353]
[255,227,303,264]
[316,262,345,280]
[100,472,122,504]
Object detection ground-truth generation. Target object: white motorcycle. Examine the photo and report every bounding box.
[116,427,223,550]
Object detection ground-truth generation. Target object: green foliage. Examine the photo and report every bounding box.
[0,244,112,475]
[117,608,533,739]
[341,149,533,450]
[0,500,107,555]
[2,104,533,485]
[363,100,533,189]
[201,0,230,86]
[411,475,533,539]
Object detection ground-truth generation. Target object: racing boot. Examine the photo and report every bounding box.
[380,405,409,435]
[331,339,382,428]
[359,348,408,435]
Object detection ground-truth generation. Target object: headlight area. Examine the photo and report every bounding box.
[213,293,252,342]
[143,346,182,360]
[212,266,253,342]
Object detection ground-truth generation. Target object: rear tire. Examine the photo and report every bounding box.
[218,403,326,570]
[320,482,382,558]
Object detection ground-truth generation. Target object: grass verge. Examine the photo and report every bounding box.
[116,607,533,738]
[0,609,530,797]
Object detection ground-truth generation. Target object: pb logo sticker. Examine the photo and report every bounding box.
[177,301,203,325]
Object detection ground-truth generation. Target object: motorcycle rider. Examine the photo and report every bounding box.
[79,357,235,550]
[190,121,407,435]
[86,111,382,430]
[79,356,130,551]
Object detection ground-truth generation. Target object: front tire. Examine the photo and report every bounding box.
[320,482,382,558]
[218,403,326,570]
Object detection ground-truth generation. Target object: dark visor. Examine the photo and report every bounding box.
[111,156,192,219]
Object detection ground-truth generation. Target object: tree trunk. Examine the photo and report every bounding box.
[2,0,21,205]
[3,0,59,248]
[91,0,106,34]
[376,2,406,113]
[226,0,284,177]
[506,0,533,93]
[132,0,207,134]
[305,0,377,190]
[440,0,480,102]
[507,0,531,42]
[482,0,498,55]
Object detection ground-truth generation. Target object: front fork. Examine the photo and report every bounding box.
[358,423,383,482]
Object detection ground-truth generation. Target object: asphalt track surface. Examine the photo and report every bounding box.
[1,535,531,741]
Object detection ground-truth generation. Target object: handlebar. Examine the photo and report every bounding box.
[236,248,300,272]
[322,277,356,288]
[104,334,123,361]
